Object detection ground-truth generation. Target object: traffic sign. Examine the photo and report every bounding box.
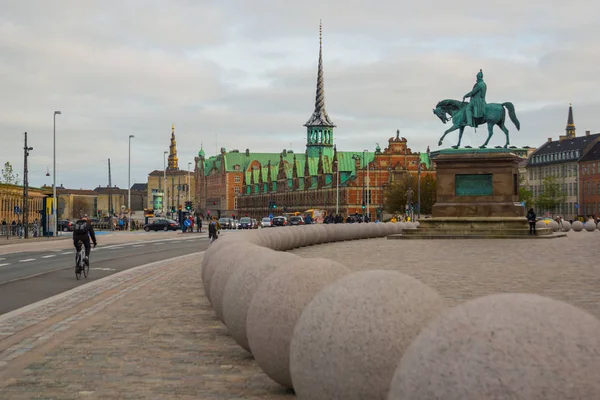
[574,203,579,209]
[184,219,192,227]
[13,206,20,214]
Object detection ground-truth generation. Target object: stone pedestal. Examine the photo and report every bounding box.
[389,149,562,239]
[432,149,524,219]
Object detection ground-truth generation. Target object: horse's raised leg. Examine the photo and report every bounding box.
[498,122,510,148]
[438,125,459,147]
[480,122,494,149]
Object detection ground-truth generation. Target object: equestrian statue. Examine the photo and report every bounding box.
[433,69,520,149]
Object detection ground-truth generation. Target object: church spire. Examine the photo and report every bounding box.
[304,20,335,128]
[168,124,179,170]
[565,103,576,137]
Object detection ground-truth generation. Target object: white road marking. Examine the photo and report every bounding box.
[132,244,145,247]
[0,263,10,267]
[0,258,5,261]
[111,247,123,250]
[154,242,164,245]
[90,268,116,271]
[41,255,56,259]
[19,259,36,263]
[61,252,71,255]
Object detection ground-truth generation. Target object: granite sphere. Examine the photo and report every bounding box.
[548,220,559,231]
[323,223,337,243]
[561,220,571,231]
[584,220,596,232]
[222,250,296,352]
[536,219,547,229]
[246,258,351,388]
[202,239,233,303]
[209,242,264,322]
[394,222,405,234]
[289,226,303,248]
[290,270,446,400]
[388,293,600,400]
[572,220,584,231]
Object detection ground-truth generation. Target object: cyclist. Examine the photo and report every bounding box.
[73,214,97,271]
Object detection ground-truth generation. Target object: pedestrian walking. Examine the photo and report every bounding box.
[527,208,537,235]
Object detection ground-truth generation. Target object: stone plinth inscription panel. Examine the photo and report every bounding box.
[455,174,493,196]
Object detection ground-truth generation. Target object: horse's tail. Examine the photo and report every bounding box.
[502,102,520,131]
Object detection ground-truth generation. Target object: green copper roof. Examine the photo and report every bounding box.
[202,148,430,192]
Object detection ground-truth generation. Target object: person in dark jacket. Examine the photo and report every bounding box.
[526,208,537,235]
[73,215,97,269]
[208,218,218,242]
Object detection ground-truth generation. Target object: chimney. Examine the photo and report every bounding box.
[547,137,552,143]
[586,130,590,136]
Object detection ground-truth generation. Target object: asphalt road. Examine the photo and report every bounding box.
[0,233,214,315]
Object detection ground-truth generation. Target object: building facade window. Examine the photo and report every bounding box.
[234,175,241,183]
[234,186,240,194]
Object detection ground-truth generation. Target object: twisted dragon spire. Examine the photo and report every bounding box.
[305,20,335,128]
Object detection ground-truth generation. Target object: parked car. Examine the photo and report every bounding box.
[58,220,74,232]
[219,217,233,229]
[261,217,273,228]
[272,216,287,227]
[289,216,305,226]
[239,217,253,229]
[143,218,179,232]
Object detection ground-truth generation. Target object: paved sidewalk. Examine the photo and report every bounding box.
[1,231,598,399]
[0,252,291,399]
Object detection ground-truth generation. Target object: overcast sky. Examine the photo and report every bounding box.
[1,0,598,189]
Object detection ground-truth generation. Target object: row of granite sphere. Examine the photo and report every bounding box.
[537,219,600,232]
[201,223,600,399]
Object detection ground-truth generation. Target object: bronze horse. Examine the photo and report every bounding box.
[433,99,520,149]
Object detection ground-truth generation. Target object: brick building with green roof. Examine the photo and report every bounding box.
[193,23,434,220]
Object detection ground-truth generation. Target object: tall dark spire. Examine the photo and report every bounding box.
[566,103,576,137]
[304,20,335,128]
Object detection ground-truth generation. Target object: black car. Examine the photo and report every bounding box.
[143,218,179,232]
[272,216,287,227]
[289,216,305,226]
[239,217,253,229]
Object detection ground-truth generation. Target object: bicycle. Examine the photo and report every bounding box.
[75,240,90,280]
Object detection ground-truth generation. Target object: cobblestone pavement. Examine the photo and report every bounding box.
[290,231,600,319]
[0,252,292,399]
[0,231,598,399]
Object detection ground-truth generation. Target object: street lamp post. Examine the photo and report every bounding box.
[187,162,192,202]
[128,135,135,230]
[23,132,33,239]
[417,161,422,220]
[53,111,61,237]
[364,150,370,220]
[163,151,168,214]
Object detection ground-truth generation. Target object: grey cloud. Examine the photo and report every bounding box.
[1,1,599,189]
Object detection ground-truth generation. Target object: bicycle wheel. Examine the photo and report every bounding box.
[83,255,90,278]
[75,252,82,280]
